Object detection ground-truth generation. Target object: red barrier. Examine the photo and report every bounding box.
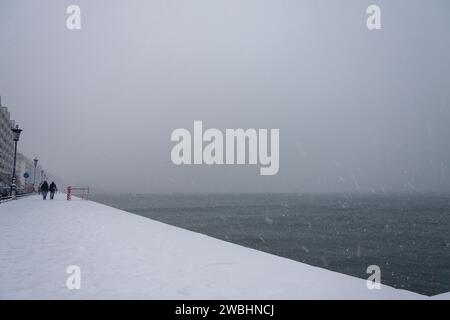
[66,186,89,201]
[67,186,72,201]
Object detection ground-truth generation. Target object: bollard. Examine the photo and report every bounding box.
[67,186,72,201]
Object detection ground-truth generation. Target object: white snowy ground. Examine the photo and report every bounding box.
[0,194,446,299]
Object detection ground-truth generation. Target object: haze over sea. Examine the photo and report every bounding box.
[91,193,450,296]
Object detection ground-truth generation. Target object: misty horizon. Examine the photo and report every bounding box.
[1,0,449,193]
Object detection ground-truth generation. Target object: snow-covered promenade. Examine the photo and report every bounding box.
[0,194,445,299]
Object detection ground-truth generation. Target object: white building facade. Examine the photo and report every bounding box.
[0,98,15,188]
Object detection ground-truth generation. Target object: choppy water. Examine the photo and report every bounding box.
[91,193,450,296]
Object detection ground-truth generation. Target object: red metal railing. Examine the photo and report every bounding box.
[66,186,90,201]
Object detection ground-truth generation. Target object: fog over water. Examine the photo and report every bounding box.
[1,0,449,193]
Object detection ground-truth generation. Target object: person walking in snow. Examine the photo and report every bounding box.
[41,180,49,200]
[49,182,57,200]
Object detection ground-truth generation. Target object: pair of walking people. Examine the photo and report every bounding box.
[40,181,57,200]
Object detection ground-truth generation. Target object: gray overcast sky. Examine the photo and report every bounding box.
[1,0,449,193]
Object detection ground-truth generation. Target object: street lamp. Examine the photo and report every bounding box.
[33,157,38,192]
[10,124,22,198]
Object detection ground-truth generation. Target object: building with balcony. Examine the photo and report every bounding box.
[0,97,15,188]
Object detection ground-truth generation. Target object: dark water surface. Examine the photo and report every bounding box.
[91,193,450,296]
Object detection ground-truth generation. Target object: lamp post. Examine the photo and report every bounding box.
[10,124,22,198]
[33,157,38,192]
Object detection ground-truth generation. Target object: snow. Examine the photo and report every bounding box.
[0,194,446,299]
[431,292,450,300]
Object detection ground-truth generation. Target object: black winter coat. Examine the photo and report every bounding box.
[49,183,57,192]
[41,182,49,192]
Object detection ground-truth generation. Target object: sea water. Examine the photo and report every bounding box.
[91,193,450,296]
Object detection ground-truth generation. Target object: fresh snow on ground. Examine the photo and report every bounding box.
[0,194,445,299]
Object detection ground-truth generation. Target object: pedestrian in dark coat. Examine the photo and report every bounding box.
[41,181,49,200]
[49,182,57,200]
